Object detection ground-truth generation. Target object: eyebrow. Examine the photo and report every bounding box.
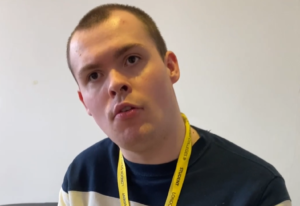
[78,64,100,79]
[114,43,143,59]
[78,43,143,78]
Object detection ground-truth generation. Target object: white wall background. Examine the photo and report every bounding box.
[0,0,299,205]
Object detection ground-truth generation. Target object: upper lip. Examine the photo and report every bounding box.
[113,102,141,118]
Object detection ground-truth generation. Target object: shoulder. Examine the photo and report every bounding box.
[191,127,290,205]
[70,137,115,168]
[200,128,281,177]
[61,138,119,192]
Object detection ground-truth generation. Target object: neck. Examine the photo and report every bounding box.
[120,113,200,165]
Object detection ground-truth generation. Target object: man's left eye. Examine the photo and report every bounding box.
[126,56,140,66]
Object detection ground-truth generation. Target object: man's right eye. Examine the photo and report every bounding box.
[89,72,100,81]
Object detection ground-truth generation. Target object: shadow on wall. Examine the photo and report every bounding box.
[0,204,57,206]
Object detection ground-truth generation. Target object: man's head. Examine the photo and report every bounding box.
[67,4,182,152]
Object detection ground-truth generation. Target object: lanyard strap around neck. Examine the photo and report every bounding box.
[117,113,192,206]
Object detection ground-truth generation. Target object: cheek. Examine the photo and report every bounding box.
[141,64,172,105]
[82,88,106,116]
[83,89,113,133]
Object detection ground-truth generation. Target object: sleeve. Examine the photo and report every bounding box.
[58,187,70,206]
[58,166,70,206]
[258,177,291,206]
[275,200,292,206]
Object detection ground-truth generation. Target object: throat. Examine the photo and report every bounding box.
[120,127,200,165]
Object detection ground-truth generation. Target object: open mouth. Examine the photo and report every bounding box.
[114,103,141,120]
[120,106,134,113]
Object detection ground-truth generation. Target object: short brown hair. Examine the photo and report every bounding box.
[66,3,167,76]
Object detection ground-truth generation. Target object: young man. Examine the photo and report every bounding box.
[59,4,291,206]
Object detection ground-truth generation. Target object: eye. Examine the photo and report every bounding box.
[125,56,140,66]
[89,72,100,81]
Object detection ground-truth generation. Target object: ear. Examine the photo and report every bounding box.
[78,91,92,116]
[164,51,180,84]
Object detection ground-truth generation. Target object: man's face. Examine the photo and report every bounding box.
[69,10,180,151]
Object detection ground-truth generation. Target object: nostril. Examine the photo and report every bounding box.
[121,85,128,91]
[110,84,128,97]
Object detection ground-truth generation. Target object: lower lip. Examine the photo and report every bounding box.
[115,108,140,120]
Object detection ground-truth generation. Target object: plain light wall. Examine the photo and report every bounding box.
[0,0,299,205]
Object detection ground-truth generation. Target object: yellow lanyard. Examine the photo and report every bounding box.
[117,113,192,206]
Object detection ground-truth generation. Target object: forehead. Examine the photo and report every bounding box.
[69,10,155,72]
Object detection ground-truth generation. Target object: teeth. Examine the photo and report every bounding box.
[121,106,132,112]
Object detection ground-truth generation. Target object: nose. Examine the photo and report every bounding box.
[108,70,132,98]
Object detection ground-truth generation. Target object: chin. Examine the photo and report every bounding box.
[115,123,155,149]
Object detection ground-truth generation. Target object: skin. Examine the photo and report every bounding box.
[69,10,199,164]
